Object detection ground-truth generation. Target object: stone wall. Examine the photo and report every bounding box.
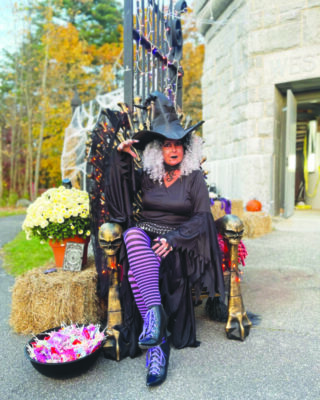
[196,0,320,214]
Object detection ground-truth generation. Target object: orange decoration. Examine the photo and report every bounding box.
[246,199,262,212]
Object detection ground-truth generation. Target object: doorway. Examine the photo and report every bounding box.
[274,80,320,217]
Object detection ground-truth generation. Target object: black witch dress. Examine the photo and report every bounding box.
[107,153,225,356]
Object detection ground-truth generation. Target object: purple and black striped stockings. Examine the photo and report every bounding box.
[124,227,161,320]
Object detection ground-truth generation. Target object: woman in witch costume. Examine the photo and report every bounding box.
[115,91,225,387]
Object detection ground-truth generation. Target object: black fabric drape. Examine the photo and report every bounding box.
[105,150,136,226]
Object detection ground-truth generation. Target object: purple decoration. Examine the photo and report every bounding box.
[221,198,232,214]
[211,198,232,214]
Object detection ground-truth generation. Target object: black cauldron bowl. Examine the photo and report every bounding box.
[25,326,106,378]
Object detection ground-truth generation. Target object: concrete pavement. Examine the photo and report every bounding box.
[0,211,319,400]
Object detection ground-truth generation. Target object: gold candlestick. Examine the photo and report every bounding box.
[216,215,252,341]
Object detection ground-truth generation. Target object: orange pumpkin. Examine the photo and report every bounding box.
[246,199,262,212]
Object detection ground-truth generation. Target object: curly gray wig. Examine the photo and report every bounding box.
[142,134,204,183]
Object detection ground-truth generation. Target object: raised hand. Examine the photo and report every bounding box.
[117,139,139,158]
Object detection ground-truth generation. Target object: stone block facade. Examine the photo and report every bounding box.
[196,0,320,214]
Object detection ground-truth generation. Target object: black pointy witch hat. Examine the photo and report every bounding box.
[132,91,204,150]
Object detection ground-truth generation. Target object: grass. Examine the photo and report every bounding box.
[0,207,27,218]
[2,231,54,276]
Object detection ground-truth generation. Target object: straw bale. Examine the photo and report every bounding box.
[211,201,226,220]
[10,258,107,334]
[211,199,244,221]
[243,211,272,238]
[231,199,244,220]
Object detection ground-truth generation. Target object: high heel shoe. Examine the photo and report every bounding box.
[146,340,170,387]
[138,305,167,349]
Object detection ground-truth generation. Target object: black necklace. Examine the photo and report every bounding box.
[164,162,181,172]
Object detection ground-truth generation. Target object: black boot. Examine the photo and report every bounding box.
[146,340,170,387]
[138,305,167,349]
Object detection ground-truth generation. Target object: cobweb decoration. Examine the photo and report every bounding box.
[61,88,124,190]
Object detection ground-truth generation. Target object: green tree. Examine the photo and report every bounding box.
[52,0,123,46]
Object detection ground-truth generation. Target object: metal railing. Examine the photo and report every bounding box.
[123,0,188,109]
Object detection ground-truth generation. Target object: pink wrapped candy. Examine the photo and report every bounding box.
[27,324,106,363]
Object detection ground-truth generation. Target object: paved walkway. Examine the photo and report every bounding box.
[272,209,320,232]
[0,211,319,400]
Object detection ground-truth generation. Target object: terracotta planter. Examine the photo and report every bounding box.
[49,236,90,268]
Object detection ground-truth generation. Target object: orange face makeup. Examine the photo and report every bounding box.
[162,140,184,166]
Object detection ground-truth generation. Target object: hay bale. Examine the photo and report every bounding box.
[231,199,244,220]
[243,211,272,238]
[10,259,106,334]
[211,201,227,220]
[211,199,244,221]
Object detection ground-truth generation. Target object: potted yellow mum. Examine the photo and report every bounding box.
[22,186,91,267]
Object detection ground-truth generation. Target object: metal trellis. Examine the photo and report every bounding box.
[123,0,188,109]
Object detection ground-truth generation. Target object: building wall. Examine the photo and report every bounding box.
[196,0,320,214]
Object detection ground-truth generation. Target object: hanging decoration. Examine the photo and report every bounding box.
[61,89,124,189]
[132,0,187,108]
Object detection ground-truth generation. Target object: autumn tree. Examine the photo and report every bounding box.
[0,0,123,201]
[38,21,96,188]
[0,1,202,202]
[181,9,204,127]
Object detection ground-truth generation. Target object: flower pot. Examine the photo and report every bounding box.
[49,236,90,268]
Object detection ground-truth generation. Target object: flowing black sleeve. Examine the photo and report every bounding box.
[105,150,138,226]
[163,170,224,299]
